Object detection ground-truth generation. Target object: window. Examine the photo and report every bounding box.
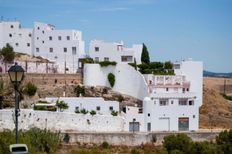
[95,57,99,62]
[148,113,150,117]
[37,27,40,30]
[28,33,31,37]
[15,43,19,46]
[10,25,14,28]
[179,99,188,106]
[174,64,180,69]
[64,47,67,53]
[166,88,169,92]
[36,48,39,52]
[189,100,194,106]
[104,57,109,61]
[75,107,79,110]
[186,88,189,92]
[72,47,76,55]
[67,36,70,40]
[49,48,53,53]
[9,34,12,37]
[159,99,168,106]
[182,88,185,93]
[19,33,22,37]
[96,106,100,111]
[121,56,133,62]
[109,106,113,111]
[58,36,61,40]
[42,30,45,34]
[95,47,99,52]
[147,123,151,131]
[42,41,44,44]
[27,43,30,47]
[49,36,52,40]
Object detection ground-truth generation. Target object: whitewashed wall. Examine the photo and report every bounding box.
[0,109,124,132]
[83,64,149,100]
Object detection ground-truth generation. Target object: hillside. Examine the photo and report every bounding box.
[1,73,232,129]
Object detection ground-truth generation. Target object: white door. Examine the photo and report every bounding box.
[158,117,170,131]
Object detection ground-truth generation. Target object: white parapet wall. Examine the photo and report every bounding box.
[83,63,149,100]
[0,109,124,132]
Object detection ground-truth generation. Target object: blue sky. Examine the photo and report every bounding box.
[0,0,232,72]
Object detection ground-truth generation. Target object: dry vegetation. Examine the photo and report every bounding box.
[200,77,232,128]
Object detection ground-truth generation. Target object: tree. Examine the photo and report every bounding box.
[0,44,15,72]
[164,61,173,69]
[56,100,68,112]
[141,43,150,64]
[108,73,115,87]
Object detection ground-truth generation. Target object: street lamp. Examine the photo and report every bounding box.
[8,63,25,143]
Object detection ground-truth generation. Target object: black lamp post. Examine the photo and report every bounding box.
[8,63,25,144]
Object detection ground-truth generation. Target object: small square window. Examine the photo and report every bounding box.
[67,36,70,40]
[166,88,169,92]
[95,47,99,52]
[36,48,39,52]
[42,30,45,34]
[15,43,19,46]
[42,41,44,44]
[49,36,52,40]
[72,47,76,55]
[96,106,100,111]
[27,43,30,47]
[9,34,12,37]
[10,25,14,28]
[58,36,62,40]
[37,37,39,40]
[49,48,53,53]
[37,27,40,30]
[148,113,150,117]
[104,57,109,61]
[28,33,32,37]
[64,47,67,53]
[109,106,113,111]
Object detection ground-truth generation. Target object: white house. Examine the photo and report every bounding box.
[0,21,85,73]
[89,40,143,64]
[44,97,119,115]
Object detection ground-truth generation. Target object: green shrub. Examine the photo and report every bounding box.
[117,95,124,102]
[75,109,80,113]
[163,134,192,154]
[108,73,115,87]
[216,129,232,154]
[23,82,37,96]
[79,57,94,64]
[221,93,232,101]
[74,85,85,97]
[33,105,46,111]
[90,110,96,116]
[101,141,109,149]
[81,108,88,114]
[56,100,69,112]
[111,110,118,116]
[131,148,140,154]
[99,61,117,67]
[0,128,60,154]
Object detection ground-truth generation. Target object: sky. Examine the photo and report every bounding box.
[0,0,232,72]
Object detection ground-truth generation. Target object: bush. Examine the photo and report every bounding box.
[117,95,124,102]
[99,61,117,67]
[131,148,140,154]
[216,129,232,154]
[23,82,37,96]
[33,105,46,111]
[74,85,85,97]
[163,134,192,154]
[90,110,96,116]
[108,73,115,87]
[0,128,60,154]
[79,58,94,64]
[56,100,69,112]
[75,109,80,113]
[111,110,118,116]
[63,133,70,143]
[80,108,88,114]
[221,93,232,101]
[101,141,109,149]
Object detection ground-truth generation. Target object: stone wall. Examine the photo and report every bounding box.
[66,132,219,146]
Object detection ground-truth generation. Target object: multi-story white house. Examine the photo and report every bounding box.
[124,60,203,132]
[0,21,85,73]
[89,40,143,64]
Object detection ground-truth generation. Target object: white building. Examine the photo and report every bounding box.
[0,21,85,73]
[43,97,119,115]
[89,40,143,64]
[84,59,203,132]
[124,60,203,132]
